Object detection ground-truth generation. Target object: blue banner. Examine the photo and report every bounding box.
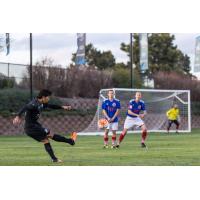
[194,36,200,73]
[139,33,148,72]
[75,33,86,65]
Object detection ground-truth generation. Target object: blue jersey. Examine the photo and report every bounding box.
[126,99,146,118]
[102,98,121,122]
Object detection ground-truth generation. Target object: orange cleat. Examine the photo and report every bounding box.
[70,132,77,142]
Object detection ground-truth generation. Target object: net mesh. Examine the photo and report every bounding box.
[80,88,190,135]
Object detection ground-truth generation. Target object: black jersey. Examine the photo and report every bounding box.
[17,98,62,126]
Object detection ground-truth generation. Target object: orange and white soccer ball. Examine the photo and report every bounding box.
[98,118,109,129]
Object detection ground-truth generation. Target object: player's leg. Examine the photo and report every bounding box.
[42,138,62,163]
[167,120,172,133]
[116,117,133,147]
[116,128,128,148]
[47,131,77,145]
[134,117,147,148]
[141,124,148,148]
[174,120,180,133]
[103,129,109,148]
[111,122,118,148]
[25,126,62,163]
[111,131,117,148]
[118,129,128,144]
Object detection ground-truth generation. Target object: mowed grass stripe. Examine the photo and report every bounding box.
[0,129,200,166]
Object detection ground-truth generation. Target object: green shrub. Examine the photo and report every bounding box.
[0,77,16,89]
[0,88,95,117]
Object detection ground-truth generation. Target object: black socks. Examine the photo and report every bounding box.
[52,134,75,145]
[44,143,57,161]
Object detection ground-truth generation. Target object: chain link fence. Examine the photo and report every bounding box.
[0,62,200,135]
[0,62,29,86]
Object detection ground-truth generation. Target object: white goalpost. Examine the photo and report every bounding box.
[79,88,191,135]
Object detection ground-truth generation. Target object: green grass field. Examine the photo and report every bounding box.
[0,129,200,166]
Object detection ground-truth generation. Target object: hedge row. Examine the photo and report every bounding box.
[0,89,95,117]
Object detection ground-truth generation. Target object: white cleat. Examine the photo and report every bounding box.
[52,159,63,163]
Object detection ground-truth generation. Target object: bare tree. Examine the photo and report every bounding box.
[20,57,113,98]
[153,71,200,101]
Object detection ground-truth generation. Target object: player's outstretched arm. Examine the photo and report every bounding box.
[62,105,71,110]
[17,105,28,117]
[13,116,22,125]
[45,103,71,110]
[13,103,33,125]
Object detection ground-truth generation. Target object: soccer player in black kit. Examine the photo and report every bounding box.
[13,89,77,163]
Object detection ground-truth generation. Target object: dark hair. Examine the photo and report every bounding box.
[37,89,52,99]
[108,89,114,93]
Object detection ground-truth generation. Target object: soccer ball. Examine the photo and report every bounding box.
[98,118,109,129]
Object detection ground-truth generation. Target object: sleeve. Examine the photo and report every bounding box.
[128,101,133,111]
[141,102,146,111]
[44,104,63,109]
[166,109,170,117]
[17,103,36,117]
[102,101,106,110]
[117,101,121,109]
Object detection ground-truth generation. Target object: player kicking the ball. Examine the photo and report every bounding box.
[102,90,121,148]
[116,91,148,148]
[13,89,77,163]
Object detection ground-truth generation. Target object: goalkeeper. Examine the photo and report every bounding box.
[166,104,180,133]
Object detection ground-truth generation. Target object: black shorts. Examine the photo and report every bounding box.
[168,120,179,126]
[25,124,50,142]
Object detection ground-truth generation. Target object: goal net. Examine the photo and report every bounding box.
[80,88,191,135]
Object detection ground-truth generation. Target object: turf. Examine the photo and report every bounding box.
[0,129,200,166]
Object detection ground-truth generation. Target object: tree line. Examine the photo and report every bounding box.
[1,33,200,101]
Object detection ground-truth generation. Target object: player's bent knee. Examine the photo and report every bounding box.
[41,138,49,144]
[141,125,147,131]
[122,129,128,135]
[112,131,117,136]
[47,133,54,139]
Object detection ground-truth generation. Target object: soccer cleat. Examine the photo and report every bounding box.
[103,144,109,149]
[115,144,120,149]
[70,132,77,142]
[111,145,116,149]
[52,158,63,163]
[141,142,147,148]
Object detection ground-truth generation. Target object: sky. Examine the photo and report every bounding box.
[0,33,200,78]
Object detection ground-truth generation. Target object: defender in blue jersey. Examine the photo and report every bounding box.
[102,90,121,148]
[116,92,148,148]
